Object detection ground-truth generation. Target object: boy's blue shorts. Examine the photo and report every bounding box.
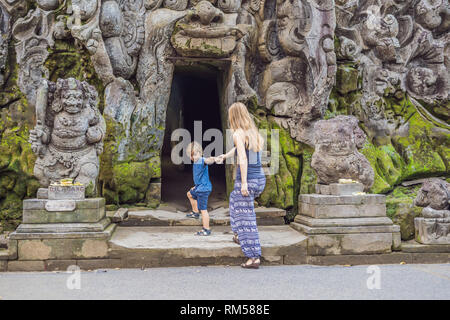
[189,189,210,211]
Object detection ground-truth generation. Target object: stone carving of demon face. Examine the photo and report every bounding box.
[311,115,374,190]
[171,0,245,57]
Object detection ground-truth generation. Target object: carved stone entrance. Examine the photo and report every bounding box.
[161,65,227,210]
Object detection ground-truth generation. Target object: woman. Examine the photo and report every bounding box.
[218,102,266,269]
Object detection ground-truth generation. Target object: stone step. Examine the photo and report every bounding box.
[108,225,307,268]
[117,207,286,227]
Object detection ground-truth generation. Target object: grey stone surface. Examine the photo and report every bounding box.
[10,223,116,240]
[402,240,450,253]
[44,259,77,272]
[16,236,110,260]
[392,231,402,251]
[23,207,105,224]
[36,188,48,199]
[44,200,76,212]
[109,225,307,267]
[316,183,364,196]
[299,201,386,219]
[15,217,111,234]
[121,206,285,227]
[291,222,399,235]
[299,193,386,205]
[295,215,394,228]
[23,198,105,210]
[306,232,393,256]
[23,198,106,224]
[7,260,46,272]
[28,78,106,190]
[111,208,129,223]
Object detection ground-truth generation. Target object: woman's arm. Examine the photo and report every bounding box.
[222,147,236,159]
[233,131,249,196]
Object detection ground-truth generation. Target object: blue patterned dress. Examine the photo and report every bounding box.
[229,148,266,258]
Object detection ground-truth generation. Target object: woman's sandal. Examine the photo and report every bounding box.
[232,233,240,245]
[241,258,260,269]
[195,228,211,236]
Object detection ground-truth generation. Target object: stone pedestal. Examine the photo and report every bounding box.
[10,188,115,261]
[291,184,401,256]
[414,208,450,244]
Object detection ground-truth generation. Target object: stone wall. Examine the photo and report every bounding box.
[0,0,448,231]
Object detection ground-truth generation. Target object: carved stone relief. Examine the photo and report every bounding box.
[311,115,375,190]
[414,178,450,244]
[335,0,449,139]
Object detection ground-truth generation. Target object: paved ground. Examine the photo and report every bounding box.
[0,263,449,300]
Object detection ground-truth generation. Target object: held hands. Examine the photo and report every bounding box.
[214,154,225,164]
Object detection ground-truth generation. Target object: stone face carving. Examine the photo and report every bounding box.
[29,78,106,189]
[414,178,450,244]
[311,115,375,191]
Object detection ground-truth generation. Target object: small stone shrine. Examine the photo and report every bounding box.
[292,116,401,255]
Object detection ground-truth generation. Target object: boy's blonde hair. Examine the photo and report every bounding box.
[186,141,203,158]
[228,102,264,152]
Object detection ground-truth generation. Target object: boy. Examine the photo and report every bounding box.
[186,141,217,236]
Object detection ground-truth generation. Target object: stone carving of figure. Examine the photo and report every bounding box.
[414,178,450,244]
[260,0,336,144]
[311,115,375,191]
[29,78,106,189]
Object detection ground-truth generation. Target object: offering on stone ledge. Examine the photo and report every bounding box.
[50,179,83,187]
[338,179,358,184]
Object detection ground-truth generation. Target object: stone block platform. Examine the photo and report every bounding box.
[8,196,115,263]
[108,225,307,268]
[293,192,401,256]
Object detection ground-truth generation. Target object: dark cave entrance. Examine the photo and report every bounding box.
[161,67,227,211]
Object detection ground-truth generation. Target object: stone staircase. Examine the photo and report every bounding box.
[106,207,308,268]
[113,207,286,227]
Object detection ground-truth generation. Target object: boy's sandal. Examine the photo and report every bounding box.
[241,258,260,269]
[233,234,240,245]
[186,212,200,219]
[195,228,211,236]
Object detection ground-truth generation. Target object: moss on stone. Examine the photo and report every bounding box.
[106,157,161,204]
[385,185,422,240]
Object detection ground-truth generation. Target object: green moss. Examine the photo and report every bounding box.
[335,65,359,94]
[392,100,447,179]
[107,157,161,204]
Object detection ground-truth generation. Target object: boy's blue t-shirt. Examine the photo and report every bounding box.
[193,157,212,192]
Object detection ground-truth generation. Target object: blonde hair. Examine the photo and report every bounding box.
[186,141,203,158]
[228,102,264,152]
